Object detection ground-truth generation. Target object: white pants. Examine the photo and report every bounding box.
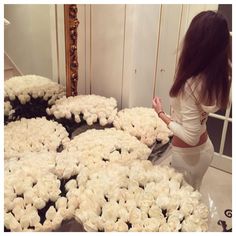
[171,137,214,190]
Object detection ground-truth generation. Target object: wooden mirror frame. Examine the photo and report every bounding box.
[64,4,79,97]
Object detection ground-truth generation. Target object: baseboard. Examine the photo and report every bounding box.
[4,52,23,76]
[211,153,232,174]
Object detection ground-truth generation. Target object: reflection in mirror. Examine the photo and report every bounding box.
[3,4,75,124]
[4,4,54,80]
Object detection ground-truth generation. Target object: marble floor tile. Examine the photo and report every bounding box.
[156,153,232,232]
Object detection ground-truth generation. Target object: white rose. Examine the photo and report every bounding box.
[182,215,208,232]
[193,203,209,219]
[159,222,171,232]
[180,201,194,216]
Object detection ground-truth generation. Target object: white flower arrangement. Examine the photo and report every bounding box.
[64,128,151,165]
[52,152,83,180]
[74,160,209,232]
[4,119,209,232]
[113,107,173,146]
[4,75,65,105]
[4,152,81,232]
[46,94,117,126]
[4,101,15,118]
[4,117,70,159]
[4,151,209,232]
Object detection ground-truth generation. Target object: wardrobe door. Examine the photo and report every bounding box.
[154,4,182,113]
[90,5,126,109]
[129,5,161,108]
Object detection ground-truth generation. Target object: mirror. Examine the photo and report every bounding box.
[4,4,79,96]
[4,5,54,80]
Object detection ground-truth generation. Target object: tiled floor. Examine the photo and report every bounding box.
[158,153,232,232]
[201,167,232,232]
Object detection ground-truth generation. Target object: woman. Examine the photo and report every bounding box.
[152,10,231,190]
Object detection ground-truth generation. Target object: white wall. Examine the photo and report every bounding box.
[4,5,54,79]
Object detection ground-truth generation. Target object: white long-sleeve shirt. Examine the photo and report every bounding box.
[168,78,219,146]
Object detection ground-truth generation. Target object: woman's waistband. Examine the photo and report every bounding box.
[171,136,212,153]
[172,131,208,148]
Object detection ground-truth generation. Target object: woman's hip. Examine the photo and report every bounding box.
[171,137,214,155]
[171,137,214,166]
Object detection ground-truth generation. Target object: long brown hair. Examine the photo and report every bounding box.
[169,10,231,108]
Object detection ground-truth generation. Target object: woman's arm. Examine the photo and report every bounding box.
[152,97,172,125]
[152,96,202,146]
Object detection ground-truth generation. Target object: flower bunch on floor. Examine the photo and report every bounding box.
[4,153,78,232]
[73,160,209,232]
[46,94,117,126]
[113,107,173,146]
[4,75,65,121]
[4,117,69,159]
[64,128,151,164]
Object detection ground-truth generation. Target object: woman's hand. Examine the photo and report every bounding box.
[152,96,171,125]
[152,96,163,114]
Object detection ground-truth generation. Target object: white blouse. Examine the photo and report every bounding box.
[168,78,219,146]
